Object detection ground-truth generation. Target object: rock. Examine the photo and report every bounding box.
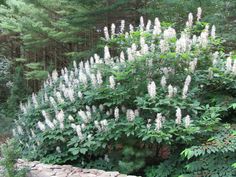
[51,164,63,169]
[54,172,68,177]
[117,175,128,177]
[100,171,120,177]
[80,174,97,177]
[8,159,140,177]
[69,174,83,177]
[33,170,56,177]
[62,164,73,169]
[82,169,100,174]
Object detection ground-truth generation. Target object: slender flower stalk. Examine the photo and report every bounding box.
[127,48,134,61]
[232,60,236,75]
[160,76,167,88]
[153,17,161,35]
[189,58,198,73]
[140,16,144,31]
[56,110,65,129]
[226,57,232,72]
[131,43,137,52]
[42,110,54,129]
[79,70,88,86]
[45,117,55,129]
[155,113,162,131]
[186,13,193,28]
[99,104,104,111]
[120,51,125,63]
[73,60,77,69]
[146,20,151,31]
[104,26,109,40]
[173,87,178,96]
[100,119,108,131]
[84,61,91,75]
[198,26,209,48]
[52,70,58,81]
[176,33,190,53]
[168,84,174,98]
[182,75,192,99]
[211,25,216,39]
[53,119,58,126]
[104,46,111,63]
[184,115,191,128]
[147,119,152,129]
[37,121,46,131]
[76,125,84,140]
[68,115,74,122]
[160,39,169,53]
[49,96,57,110]
[141,44,149,54]
[175,107,182,124]
[192,35,197,45]
[55,92,64,104]
[163,27,176,40]
[78,110,89,123]
[114,107,119,121]
[90,57,94,65]
[67,87,75,102]
[56,146,61,153]
[111,23,116,36]
[212,51,219,66]
[90,74,97,87]
[96,71,103,85]
[120,20,125,33]
[197,7,202,21]
[92,105,97,113]
[109,75,116,89]
[147,81,157,98]
[126,109,135,121]
[129,24,134,32]
[17,125,24,135]
[94,120,101,131]
[85,105,91,112]
[30,129,36,138]
[78,91,83,98]
[86,110,92,121]
[94,54,101,64]
[71,123,76,129]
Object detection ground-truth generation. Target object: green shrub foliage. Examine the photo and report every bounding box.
[0,139,28,177]
[14,8,236,175]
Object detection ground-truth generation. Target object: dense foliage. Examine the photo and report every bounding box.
[0,0,235,134]
[0,139,27,177]
[13,8,236,176]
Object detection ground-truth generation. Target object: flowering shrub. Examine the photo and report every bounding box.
[13,8,236,175]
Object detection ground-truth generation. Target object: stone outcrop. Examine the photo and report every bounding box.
[0,159,140,177]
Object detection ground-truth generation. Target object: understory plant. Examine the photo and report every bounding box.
[13,7,236,176]
[0,140,27,177]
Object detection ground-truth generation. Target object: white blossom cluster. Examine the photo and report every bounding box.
[155,113,165,131]
[225,56,236,75]
[147,81,157,98]
[175,107,191,128]
[182,75,192,99]
[15,7,228,143]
